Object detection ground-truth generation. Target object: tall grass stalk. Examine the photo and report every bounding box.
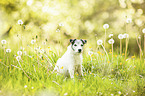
[104,29,106,48]
[136,36,142,60]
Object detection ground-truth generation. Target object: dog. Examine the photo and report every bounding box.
[54,39,87,78]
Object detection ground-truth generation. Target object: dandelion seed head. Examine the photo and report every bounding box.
[18,20,23,25]
[16,56,21,61]
[31,40,36,44]
[108,38,114,44]
[118,34,124,39]
[126,18,132,23]
[109,34,113,38]
[97,39,103,45]
[17,51,22,56]
[103,24,109,29]
[142,28,145,33]
[1,40,7,44]
[6,49,11,53]
[123,33,129,38]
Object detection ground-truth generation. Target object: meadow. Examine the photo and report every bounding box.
[0,21,145,96]
[1,0,145,96]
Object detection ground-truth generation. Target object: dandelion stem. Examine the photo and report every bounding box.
[120,39,122,55]
[144,34,145,58]
[101,45,109,60]
[112,44,113,62]
[125,38,128,60]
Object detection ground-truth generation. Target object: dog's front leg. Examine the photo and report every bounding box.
[69,68,74,78]
[78,65,83,76]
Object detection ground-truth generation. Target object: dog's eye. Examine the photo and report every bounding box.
[81,44,83,46]
[74,44,77,46]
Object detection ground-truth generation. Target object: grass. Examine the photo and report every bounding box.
[0,38,145,96]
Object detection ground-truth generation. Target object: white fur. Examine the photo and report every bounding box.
[54,45,83,78]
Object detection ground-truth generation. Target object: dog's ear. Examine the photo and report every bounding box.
[81,39,87,44]
[70,39,76,44]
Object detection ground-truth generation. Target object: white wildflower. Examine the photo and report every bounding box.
[24,51,27,55]
[42,41,46,45]
[31,87,34,89]
[27,0,33,6]
[142,28,145,33]
[108,38,114,44]
[20,47,25,51]
[6,49,11,53]
[126,18,132,23]
[97,39,103,45]
[118,91,121,94]
[123,33,129,38]
[56,29,60,32]
[64,93,68,96]
[31,40,36,44]
[1,40,7,44]
[24,85,27,88]
[118,34,124,39]
[111,94,114,96]
[17,51,22,56]
[103,24,109,29]
[88,51,93,56]
[18,20,23,25]
[16,56,21,61]
[133,90,135,93]
[109,34,113,38]
[59,23,64,26]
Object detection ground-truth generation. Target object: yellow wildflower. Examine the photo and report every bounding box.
[84,73,86,76]
[41,60,44,63]
[134,66,136,68]
[92,73,94,75]
[102,54,104,55]
[120,62,122,65]
[0,59,1,62]
[107,61,110,63]
[131,56,135,59]
[122,53,125,55]
[112,69,114,71]
[109,51,112,54]
[48,46,50,48]
[61,66,63,69]
[97,51,101,54]
[115,55,117,57]
[123,71,125,72]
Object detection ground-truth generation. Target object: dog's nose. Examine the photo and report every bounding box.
[78,49,82,53]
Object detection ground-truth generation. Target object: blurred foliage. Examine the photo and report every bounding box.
[0,0,145,54]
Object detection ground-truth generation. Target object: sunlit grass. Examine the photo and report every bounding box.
[0,33,145,96]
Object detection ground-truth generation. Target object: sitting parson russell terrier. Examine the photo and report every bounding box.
[54,39,87,78]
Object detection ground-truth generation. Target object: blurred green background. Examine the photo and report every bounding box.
[0,0,145,55]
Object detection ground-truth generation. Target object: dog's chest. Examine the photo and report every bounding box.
[72,54,82,65]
